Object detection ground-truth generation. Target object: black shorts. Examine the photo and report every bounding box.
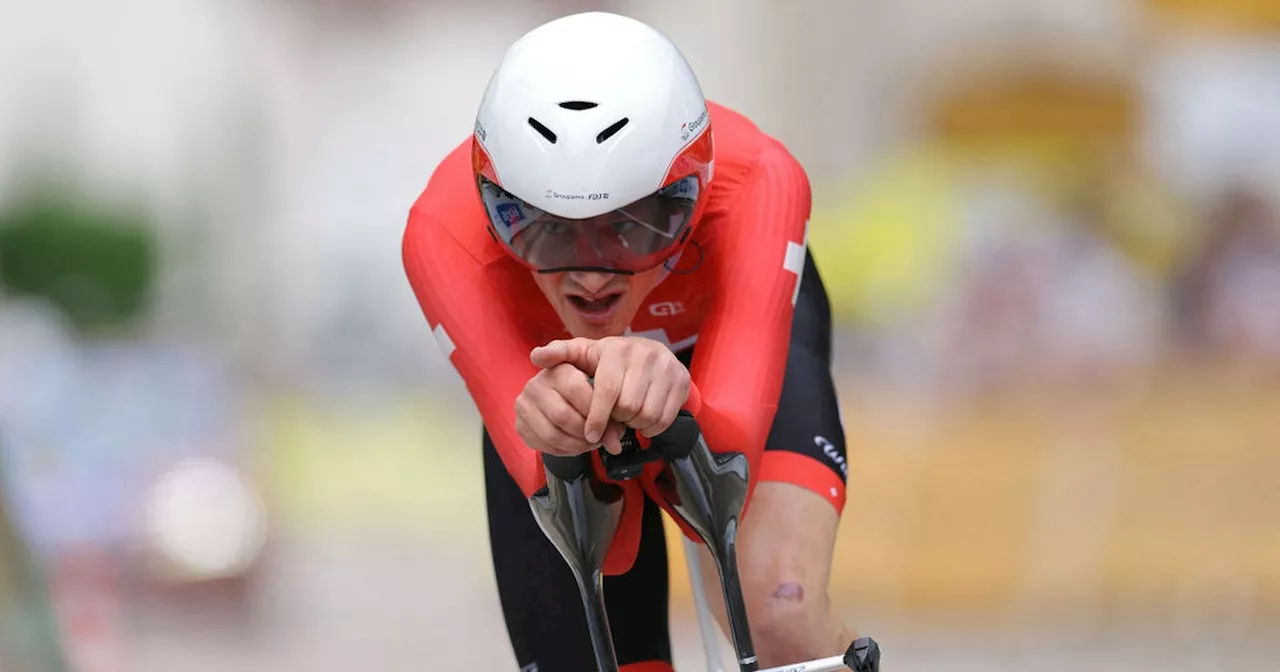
[482,251,847,671]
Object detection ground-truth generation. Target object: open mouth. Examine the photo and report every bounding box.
[567,293,622,315]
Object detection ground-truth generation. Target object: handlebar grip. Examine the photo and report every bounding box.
[543,453,592,482]
[648,410,701,460]
[843,636,881,672]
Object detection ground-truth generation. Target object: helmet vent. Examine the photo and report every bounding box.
[527,117,557,144]
[596,118,630,144]
[558,101,598,111]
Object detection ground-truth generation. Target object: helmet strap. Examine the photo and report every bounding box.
[662,240,704,277]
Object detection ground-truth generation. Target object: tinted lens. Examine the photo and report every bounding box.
[479,176,699,272]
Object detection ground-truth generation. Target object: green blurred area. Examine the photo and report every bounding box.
[0,181,158,669]
[0,182,157,336]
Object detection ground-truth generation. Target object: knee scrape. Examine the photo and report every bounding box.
[772,582,805,602]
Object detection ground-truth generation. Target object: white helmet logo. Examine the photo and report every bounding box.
[681,108,709,142]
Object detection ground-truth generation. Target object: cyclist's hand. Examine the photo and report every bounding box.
[531,336,691,450]
[515,362,599,457]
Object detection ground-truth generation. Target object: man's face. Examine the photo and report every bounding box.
[533,266,667,338]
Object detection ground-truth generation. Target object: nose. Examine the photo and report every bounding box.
[568,271,615,295]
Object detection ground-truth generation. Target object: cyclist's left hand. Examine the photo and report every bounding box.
[531,336,691,449]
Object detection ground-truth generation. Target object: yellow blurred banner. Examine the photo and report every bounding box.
[1148,0,1280,32]
[811,68,1142,325]
[930,71,1137,152]
[809,147,961,324]
[255,395,488,534]
[825,373,1280,620]
[664,373,1280,623]
[258,374,1280,622]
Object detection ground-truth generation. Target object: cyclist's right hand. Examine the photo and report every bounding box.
[515,362,624,456]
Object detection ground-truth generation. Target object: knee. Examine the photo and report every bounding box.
[742,572,833,665]
[732,482,848,665]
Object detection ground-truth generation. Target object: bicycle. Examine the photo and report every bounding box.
[529,411,881,672]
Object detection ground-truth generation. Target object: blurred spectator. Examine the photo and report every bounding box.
[1175,185,1280,371]
[931,174,1158,397]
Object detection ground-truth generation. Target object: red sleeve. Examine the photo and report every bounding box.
[688,141,810,511]
[401,207,548,498]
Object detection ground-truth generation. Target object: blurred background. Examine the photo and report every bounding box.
[2,0,1279,670]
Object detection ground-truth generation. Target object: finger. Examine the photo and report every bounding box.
[549,364,594,417]
[602,421,626,455]
[514,404,554,454]
[523,400,595,456]
[643,371,690,439]
[634,376,672,438]
[585,356,624,444]
[540,388,588,440]
[531,338,600,374]
[513,412,543,452]
[529,340,567,368]
[516,388,551,451]
[612,369,651,426]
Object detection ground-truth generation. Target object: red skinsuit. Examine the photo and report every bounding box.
[403,102,841,575]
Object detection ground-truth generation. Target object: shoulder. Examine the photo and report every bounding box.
[403,139,548,328]
[698,102,810,231]
[705,101,769,185]
[404,138,509,268]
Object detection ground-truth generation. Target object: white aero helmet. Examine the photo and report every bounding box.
[472,12,714,274]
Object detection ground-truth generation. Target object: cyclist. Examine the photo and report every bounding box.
[403,12,859,671]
